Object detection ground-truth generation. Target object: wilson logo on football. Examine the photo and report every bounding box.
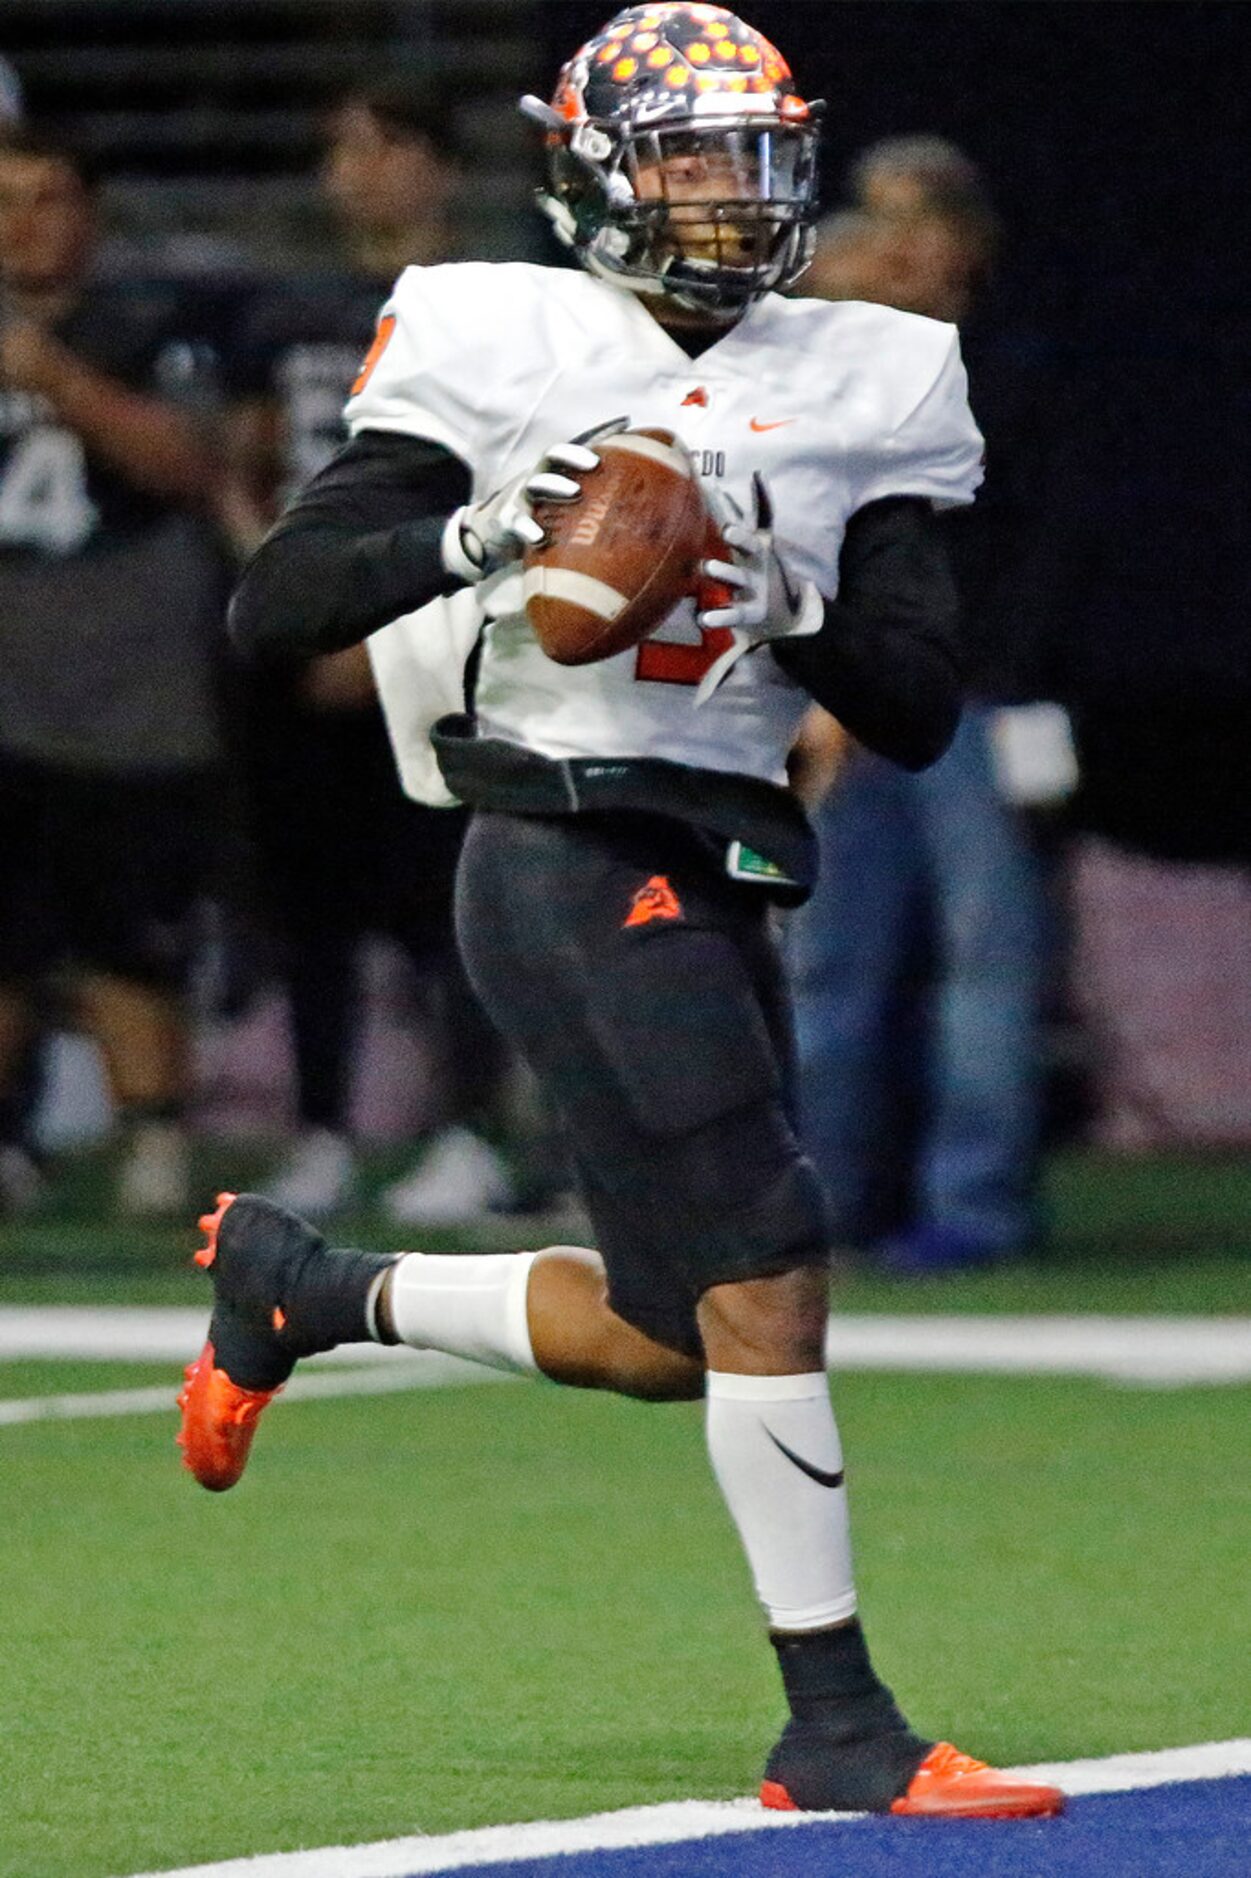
[570,486,614,549]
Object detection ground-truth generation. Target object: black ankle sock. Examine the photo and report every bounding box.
[209,1198,397,1390]
[772,1618,909,1732]
[282,1245,397,1357]
[766,1619,931,1809]
[211,1310,296,1393]
[212,1249,394,1390]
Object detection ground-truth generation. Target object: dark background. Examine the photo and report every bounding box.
[541,3,1247,346]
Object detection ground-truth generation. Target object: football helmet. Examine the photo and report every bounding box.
[521,4,821,318]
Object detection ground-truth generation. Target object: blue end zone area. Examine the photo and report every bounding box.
[429,1777,1251,1878]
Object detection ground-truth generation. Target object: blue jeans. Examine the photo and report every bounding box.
[790,709,1047,1250]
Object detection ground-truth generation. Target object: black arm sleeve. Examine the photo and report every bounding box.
[772,495,963,770]
[227,430,472,662]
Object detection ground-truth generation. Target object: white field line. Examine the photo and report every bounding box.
[4,1307,1251,1395]
[0,1307,405,1363]
[120,1738,1251,1878]
[0,1350,507,1427]
[826,1314,1251,1387]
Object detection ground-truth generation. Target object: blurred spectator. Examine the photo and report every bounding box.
[0,128,224,1214]
[807,134,1000,325]
[1067,840,1251,1147]
[1037,342,1251,1149]
[220,79,513,1220]
[850,134,997,233]
[0,55,23,126]
[791,138,1070,1273]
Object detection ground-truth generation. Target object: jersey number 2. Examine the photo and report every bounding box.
[634,623,734,686]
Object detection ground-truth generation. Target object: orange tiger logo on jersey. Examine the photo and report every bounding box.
[623,875,683,927]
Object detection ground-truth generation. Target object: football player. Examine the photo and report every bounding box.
[185,3,1065,1821]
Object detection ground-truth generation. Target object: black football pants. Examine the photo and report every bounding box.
[455,809,830,1358]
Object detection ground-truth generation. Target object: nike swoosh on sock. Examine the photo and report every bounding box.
[766,1427,846,1489]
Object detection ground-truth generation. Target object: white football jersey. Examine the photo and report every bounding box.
[352,263,982,801]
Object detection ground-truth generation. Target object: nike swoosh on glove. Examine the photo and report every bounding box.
[441,416,630,584]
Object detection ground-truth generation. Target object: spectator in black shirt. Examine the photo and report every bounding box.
[0,129,224,1214]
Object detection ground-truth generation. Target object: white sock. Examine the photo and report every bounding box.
[705,1371,858,1631]
[379,1250,539,1375]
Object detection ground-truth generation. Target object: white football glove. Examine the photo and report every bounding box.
[441,416,630,584]
[698,474,824,640]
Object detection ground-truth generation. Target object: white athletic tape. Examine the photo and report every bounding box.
[521,564,628,621]
[599,431,693,476]
[122,1738,1251,1876]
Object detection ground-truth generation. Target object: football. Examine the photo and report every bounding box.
[522,427,708,666]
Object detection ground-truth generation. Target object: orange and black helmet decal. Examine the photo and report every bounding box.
[556,4,809,122]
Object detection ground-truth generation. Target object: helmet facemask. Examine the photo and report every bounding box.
[547,114,819,315]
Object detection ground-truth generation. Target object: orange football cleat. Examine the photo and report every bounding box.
[890,1742,1066,1818]
[761,1741,1065,1818]
[177,1190,294,1492]
[176,1341,282,1492]
[176,1188,395,1490]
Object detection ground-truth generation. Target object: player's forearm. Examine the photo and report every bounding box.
[773,494,964,770]
[227,428,471,662]
[777,611,962,770]
[228,510,456,660]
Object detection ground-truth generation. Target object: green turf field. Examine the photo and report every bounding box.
[2,1150,1249,1878]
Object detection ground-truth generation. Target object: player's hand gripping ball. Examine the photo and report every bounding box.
[522,422,710,665]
